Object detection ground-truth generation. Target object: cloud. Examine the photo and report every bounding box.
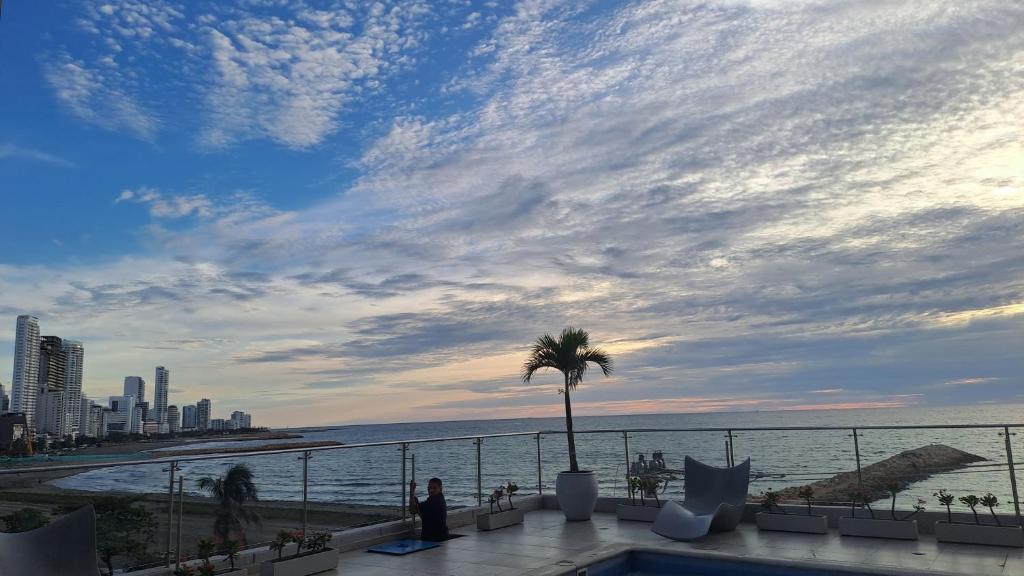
[45,56,160,140]
[7,0,1024,426]
[198,3,430,148]
[115,187,213,219]
[0,143,74,167]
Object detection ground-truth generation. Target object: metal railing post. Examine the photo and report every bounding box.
[174,476,183,571]
[1003,426,1022,525]
[164,461,178,566]
[536,433,543,494]
[299,451,311,536]
[475,437,483,506]
[401,443,408,520]
[727,430,735,467]
[852,428,863,489]
[623,431,631,484]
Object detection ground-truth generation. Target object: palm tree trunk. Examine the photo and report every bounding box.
[564,371,580,472]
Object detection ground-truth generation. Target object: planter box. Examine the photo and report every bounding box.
[935,521,1024,547]
[755,512,828,534]
[477,508,525,531]
[260,547,339,576]
[616,503,663,522]
[839,516,918,540]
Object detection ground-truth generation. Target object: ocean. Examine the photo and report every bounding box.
[53,405,1024,512]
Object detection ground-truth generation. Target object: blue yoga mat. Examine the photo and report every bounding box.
[366,539,441,555]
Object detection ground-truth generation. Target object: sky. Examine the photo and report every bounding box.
[0,0,1022,428]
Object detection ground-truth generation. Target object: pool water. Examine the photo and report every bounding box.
[584,551,884,576]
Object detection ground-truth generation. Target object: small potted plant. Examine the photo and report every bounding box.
[193,537,247,576]
[933,490,1024,547]
[260,529,338,576]
[477,481,525,530]
[755,487,828,534]
[616,475,665,522]
[839,480,921,540]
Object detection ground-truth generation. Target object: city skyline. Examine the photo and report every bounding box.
[3,314,254,437]
[1,2,1022,427]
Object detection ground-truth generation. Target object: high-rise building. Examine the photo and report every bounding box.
[196,399,211,431]
[167,405,180,434]
[182,405,197,430]
[11,315,41,430]
[241,413,251,428]
[36,336,66,436]
[0,383,8,413]
[88,404,109,439]
[79,396,92,439]
[62,341,84,437]
[210,418,226,431]
[107,395,137,434]
[154,366,169,433]
[123,376,145,404]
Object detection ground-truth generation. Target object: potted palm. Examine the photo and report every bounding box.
[616,475,665,522]
[839,480,921,540]
[755,487,828,534]
[933,490,1023,547]
[478,482,525,530]
[194,538,247,576]
[261,529,337,576]
[523,327,612,521]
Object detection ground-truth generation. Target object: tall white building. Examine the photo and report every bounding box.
[154,366,169,433]
[62,340,84,437]
[11,315,41,430]
[197,398,211,431]
[167,405,180,434]
[79,396,92,439]
[182,405,197,429]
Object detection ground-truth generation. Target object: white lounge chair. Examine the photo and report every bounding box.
[651,456,750,541]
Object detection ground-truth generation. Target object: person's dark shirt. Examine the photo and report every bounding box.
[417,493,449,541]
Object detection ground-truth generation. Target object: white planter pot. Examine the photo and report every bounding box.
[934,521,1024,547]
[839,516,918,540]
[260,547,339,576]
[755,512,828,534]
[477,508,525,530]
[616,503,663,522]
[556,471,598,521]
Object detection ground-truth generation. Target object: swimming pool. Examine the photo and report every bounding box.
[580,550,917,576]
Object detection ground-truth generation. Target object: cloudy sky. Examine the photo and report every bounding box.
[1,0,1022,427]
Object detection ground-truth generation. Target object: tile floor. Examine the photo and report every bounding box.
[329,510,1021,575]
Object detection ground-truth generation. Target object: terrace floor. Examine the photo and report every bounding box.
[325,509,1022,575]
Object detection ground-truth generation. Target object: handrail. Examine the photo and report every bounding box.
[0,430,543,475]
[1,422,1021,476]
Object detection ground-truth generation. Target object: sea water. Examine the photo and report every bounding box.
[51,405,1024,511]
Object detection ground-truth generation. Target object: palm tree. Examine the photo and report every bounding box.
[522,327,612,473]
[197,463,262,543]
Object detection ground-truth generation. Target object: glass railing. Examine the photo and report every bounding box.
[0,423,1020,572]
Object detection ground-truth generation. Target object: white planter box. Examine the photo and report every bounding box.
[477,508,525,531]
[616,503,663,522]
[839,516,918,540]
[755,512,828,534]
[934,521,1024,547]
[260,547,339,576]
